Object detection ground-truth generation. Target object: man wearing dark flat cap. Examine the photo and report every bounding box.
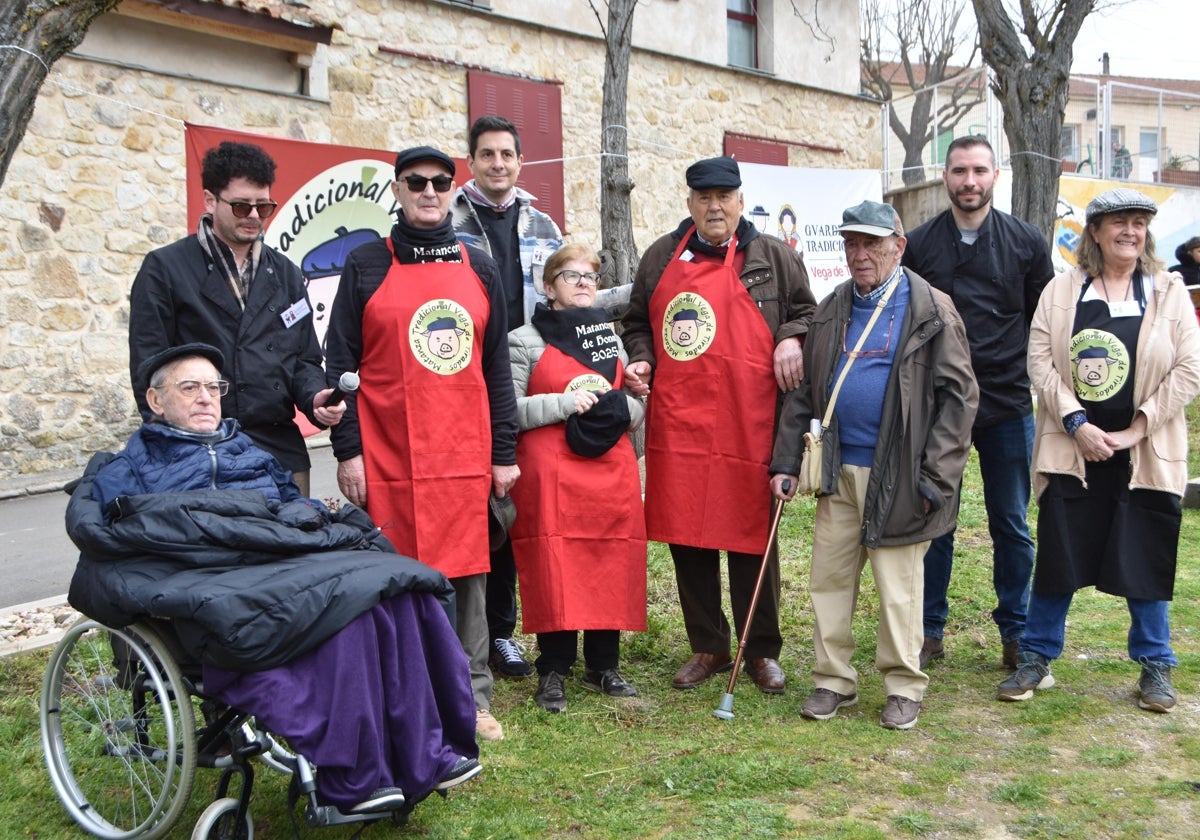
[324,144,519,743]
[621,155,816,694]
[770,200,977,730]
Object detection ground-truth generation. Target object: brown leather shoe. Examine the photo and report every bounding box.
[919,637,944,670]
[671,652,733,689]
[744,657,786,694]
[1002,640,1020,670]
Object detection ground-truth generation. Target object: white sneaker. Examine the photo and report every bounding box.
[475,708,504,741]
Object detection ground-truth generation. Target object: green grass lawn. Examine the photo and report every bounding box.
[4,429,1200,838]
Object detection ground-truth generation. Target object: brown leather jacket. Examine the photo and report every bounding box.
[621,219,816,366]
[771,269,978,548]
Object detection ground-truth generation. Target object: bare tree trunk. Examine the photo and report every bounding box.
[592,0,639,288]
[970,0,1096,242]
[861,0,983,188]
[0,0,120,188]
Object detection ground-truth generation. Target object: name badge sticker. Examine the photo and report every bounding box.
[281,298,312,328]
[1108,299,1141,319]
[679,249,696,262]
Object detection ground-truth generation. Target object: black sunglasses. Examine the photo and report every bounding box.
[402,174,455,193]
[216,195,278,219]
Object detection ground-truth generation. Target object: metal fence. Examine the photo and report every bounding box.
[882,69,1200,193]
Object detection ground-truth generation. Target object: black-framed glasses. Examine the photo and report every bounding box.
[157,379,229,399]
[553,269,601,287]
[402,174,455,193]
[842,314,895,359]
[216,195,278,219]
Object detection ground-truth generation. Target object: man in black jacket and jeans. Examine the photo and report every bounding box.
[902,136,1054,671]
[128,141,343,496]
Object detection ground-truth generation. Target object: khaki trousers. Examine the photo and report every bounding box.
[809,464,929,701]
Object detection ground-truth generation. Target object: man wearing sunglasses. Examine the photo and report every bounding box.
[325,145,519,744]
[128,141,342,497]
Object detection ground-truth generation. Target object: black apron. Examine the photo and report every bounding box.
[1033,274,1181,600]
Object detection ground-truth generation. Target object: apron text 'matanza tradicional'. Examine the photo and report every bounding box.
[357,242,493,578]
[509,343,647,634]
[644,229,777,555]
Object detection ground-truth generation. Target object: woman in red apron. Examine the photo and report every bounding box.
[507,243,647,713]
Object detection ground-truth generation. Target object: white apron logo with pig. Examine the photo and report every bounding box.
[409,299,474,375]
[1070,328,1129,402]
[661,293,717,361]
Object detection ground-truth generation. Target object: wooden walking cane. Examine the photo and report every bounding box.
[713,478,791,720]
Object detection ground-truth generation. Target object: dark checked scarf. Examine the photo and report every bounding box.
[196,214,260,310]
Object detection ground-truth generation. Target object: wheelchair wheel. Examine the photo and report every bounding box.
[192,798,253,840]
[41,619,197,840]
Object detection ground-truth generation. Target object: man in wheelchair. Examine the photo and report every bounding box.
[66,343,481,816]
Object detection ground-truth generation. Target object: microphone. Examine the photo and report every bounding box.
[326,371,360,406]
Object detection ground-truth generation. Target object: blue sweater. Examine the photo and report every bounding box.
[833,278,910,467]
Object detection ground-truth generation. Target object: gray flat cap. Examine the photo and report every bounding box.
[1085,188,1158,223]
[838,200,901,237]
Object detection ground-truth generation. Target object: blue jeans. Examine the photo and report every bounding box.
[1021,592,1176,666]
[923,414,1035,643]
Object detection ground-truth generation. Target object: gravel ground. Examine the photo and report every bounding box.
[0,602,78,658]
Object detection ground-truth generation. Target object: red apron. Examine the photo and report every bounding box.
[508,345,647,633]
[358,242,492,578]
[644,229,776,555]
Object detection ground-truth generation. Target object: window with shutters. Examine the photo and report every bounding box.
[727,0,758,70]
[723,134,787,166]
[467,72,565,231]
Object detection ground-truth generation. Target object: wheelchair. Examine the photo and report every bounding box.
[41,616,419,839]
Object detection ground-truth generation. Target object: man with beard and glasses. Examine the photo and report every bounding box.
[129,141,344,497]
[902,135,1055,673]
[324,145,519,744]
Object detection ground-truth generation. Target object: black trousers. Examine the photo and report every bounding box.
[535,629,620,675]
[670,541,782,660]
[486,536,518,640]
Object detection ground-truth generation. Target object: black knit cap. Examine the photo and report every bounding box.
[394,145,455,178]
[488,493,517,551]
[136,343,225,391]
[685,156,741,190]
[565,389,631,458]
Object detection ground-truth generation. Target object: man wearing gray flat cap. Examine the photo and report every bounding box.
[621,155,816,694]
[323,144,518,743]
[770,200,977,730]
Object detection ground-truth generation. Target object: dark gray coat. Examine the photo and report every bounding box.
[128,236,327,473]
[67,453,455,672]
[771,270,979,548]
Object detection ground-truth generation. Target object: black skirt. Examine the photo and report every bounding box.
[1034,453,1181,601]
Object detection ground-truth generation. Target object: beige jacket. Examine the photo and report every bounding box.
[1028,266,1200,499]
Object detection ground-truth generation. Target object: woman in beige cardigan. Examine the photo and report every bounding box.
[998,188,1200,712]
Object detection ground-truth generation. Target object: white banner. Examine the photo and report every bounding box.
[739,163,882,302]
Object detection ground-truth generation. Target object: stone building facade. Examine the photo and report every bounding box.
[0,0,879,478]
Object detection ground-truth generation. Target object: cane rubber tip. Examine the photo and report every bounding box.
[713,694,735,720]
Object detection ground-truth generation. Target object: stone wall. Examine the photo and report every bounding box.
[0,0,879,479]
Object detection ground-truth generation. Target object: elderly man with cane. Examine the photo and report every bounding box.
[770,200,977,730]
[622,155,815,695]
